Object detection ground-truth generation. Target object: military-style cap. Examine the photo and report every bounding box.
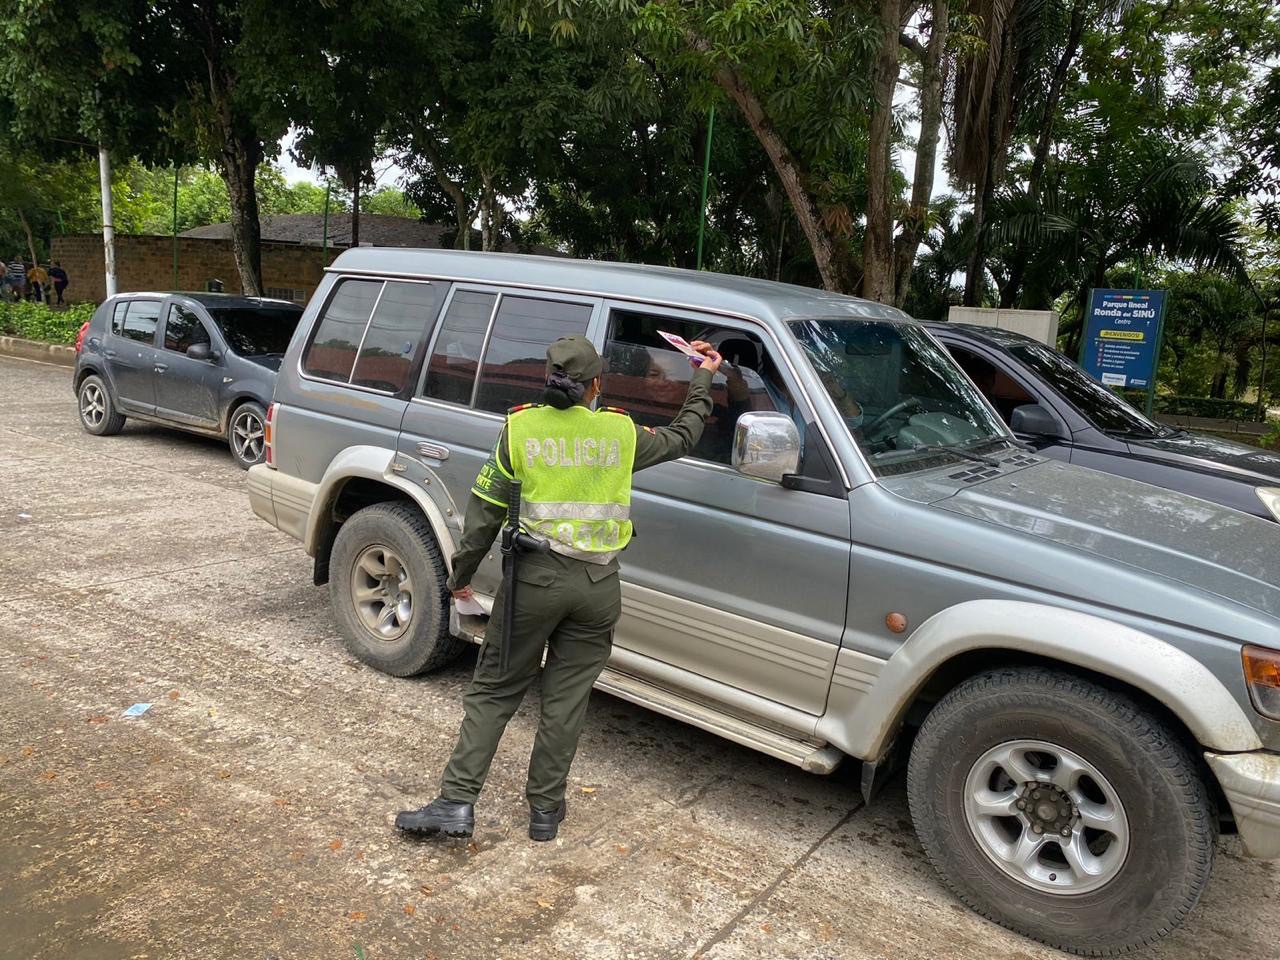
[545,335,603,383]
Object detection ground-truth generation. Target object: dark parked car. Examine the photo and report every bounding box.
[73,292,304,468]
[927,321,1280,521]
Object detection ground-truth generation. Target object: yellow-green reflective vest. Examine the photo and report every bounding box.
[507,404,637,563]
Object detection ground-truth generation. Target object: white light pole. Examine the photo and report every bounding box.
[98,144,117,298]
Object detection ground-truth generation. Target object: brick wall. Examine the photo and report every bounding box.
[50,234,342,305]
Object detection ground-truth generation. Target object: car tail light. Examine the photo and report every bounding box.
[1243,646,1280,719]
[74,321,90,353]
[264,402,277,469]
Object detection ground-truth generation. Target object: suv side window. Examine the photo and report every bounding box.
[302,279,383,383]
[422,289,497,406]
[351,281,444,392]
[120,300,162,344]
[473,296,593,413]
[603,309,799,465]
[111,300,129,336]
[162,304,211,354]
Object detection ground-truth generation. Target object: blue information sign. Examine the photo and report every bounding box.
[1080,288,1167,391]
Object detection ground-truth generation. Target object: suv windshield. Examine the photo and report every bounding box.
[791,318,1008,473]
[1005,339,1168,437]
[210,306,303,358]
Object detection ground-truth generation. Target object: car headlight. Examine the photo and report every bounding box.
[1257,487,1280,522]
[1243,646,1280,719]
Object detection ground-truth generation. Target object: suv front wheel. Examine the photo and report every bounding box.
[329,501,468,676]
[907,666,1215,955]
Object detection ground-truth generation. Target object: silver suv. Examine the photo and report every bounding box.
[249,248,1280,954]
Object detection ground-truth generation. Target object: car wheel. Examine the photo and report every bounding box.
[77,374,126,436]
[228,401,267,469]
[907,666,1215,956]
[329,501,468,676]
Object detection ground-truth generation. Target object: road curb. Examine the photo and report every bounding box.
[0,335,75,367]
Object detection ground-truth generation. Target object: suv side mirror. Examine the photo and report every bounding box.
[732,412,800,483]
[1010,402,1064,438]
[187,342,212,362]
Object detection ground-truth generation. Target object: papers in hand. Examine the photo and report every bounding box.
[454,595,487,617]
[658,330,705,364]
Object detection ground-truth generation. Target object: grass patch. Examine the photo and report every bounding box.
[0,301,96,345]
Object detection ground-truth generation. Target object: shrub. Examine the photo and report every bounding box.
[0,301,96,345]
[1151,395,1264,422]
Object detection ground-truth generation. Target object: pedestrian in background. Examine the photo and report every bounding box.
[6,257,25,302]
[395,335,723,842]
[49,261,68,304]
[27,262,48,303]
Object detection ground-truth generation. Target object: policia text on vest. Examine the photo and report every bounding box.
[394,334,724,842]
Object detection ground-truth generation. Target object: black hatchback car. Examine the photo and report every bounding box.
[926,322,1280,521]
[73,292,304,468]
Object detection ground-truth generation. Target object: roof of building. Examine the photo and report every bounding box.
[179,213,563,257]
[325,247,914,325]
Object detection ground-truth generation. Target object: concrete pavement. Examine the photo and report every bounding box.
[1,355,1276,960]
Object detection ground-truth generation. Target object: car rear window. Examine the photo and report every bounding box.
[120,300,162,344]
[209,307,302,358]
[302,279,443,392]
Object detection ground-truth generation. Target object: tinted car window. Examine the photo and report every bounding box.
[1006,339,1165,437]
[603,310,796,465]
[163,304,212,353]
[111,301,128,336]
[120,300,162,344]
[211,306,303,358]
[351,281,443,392]
[422,290,497,406]
[947,345,1036,424]
[301,280,382,382]
[473,297,593,413]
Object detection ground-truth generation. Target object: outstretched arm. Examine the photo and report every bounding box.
[633,342,723,471]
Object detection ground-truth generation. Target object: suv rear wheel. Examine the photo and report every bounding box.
[329,502,468,676]
[77,374,126,436]
[907,667,1215,955]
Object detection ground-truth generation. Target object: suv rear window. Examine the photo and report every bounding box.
[420,291,593,412]
[302,279,443,392]
[473,297,593,413]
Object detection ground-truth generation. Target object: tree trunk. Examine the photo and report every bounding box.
[892,0,950,308]
[16,207,37,271]
[419,133,471,250]
[862,0,902,303]
[221,138,264,296]
[351,173,361,247]
[1001,0,1085,307]
[199,11,263,296]
[691,35,853,292]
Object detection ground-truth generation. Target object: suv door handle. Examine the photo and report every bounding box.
[154,362,168,373]
[104,348,117,359]
[416,440,451,461]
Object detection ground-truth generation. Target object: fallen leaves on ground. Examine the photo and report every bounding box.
[536,899,553,909]
[403,904,416,916]
[580,786,596,794]
[38,770,57,781]
[760,922,773,934]
[168,690,180,701]
[87,715,108,724]
[419,885,433,896]
[348,910,366,921]
[615,844,628,855]
[329,839,344,851]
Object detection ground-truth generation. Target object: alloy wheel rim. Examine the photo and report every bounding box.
[962,738,1130,895]
[350,544,413,642]
[80,383,105,427]
[232,410,264,462]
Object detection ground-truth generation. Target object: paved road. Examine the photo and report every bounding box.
[1,355,1276,960]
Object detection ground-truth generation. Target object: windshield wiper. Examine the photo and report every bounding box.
[873,443,1001,467]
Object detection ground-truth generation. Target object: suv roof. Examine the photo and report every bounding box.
[327,247,913,325]
[109,291,301,310]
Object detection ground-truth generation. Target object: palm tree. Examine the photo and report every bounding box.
[987,138,1246,357]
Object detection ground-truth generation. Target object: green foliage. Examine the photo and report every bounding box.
[0,301,94,344]
[1152,396,1264,422]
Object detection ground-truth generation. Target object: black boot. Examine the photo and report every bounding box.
[394,797,474,837]
[529,800,567,841]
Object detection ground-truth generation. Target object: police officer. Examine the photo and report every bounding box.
[395,334,722,841]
